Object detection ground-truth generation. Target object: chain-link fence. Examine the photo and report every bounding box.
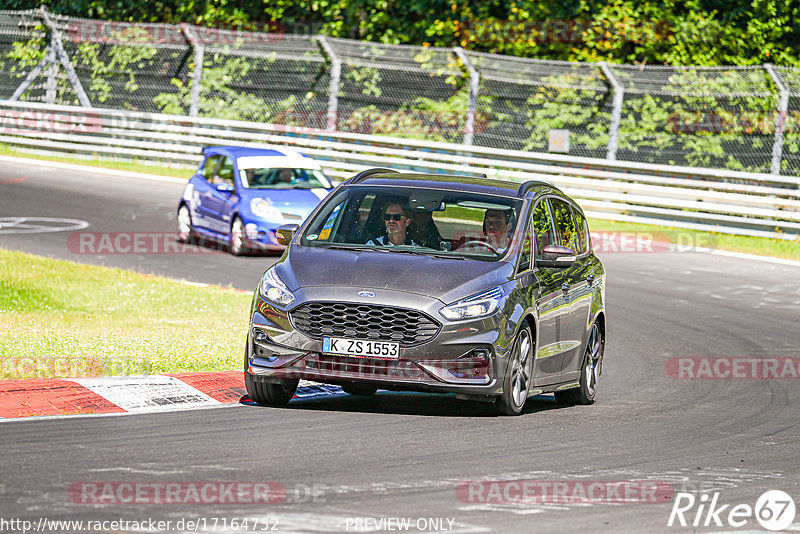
[3,8,800,176]
[465,51,611,159]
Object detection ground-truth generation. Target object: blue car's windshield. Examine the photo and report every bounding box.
[239,167,332,189]
[299,186,523,261]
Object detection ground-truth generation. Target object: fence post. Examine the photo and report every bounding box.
[9,45,54,102]
[38,6,91,107]
[454,47,479,146]
[315,36,341,131]
[599,61,623,161]
[181,24,204,118]
[44,44,58,104]
[764,64,788,176]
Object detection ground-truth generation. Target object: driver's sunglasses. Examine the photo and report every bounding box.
[384,214,405,221]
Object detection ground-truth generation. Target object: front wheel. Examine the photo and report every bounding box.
[495,325,533,416]
[555,322,603,405]
[230,217,246,256]
[244,337,298,406]
[177,204,195,243]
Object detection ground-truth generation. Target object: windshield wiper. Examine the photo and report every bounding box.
[382,247,466,260]
[324,244,391,252]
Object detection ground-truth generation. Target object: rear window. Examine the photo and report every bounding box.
[549,198,580,252]
[573,208,589,254]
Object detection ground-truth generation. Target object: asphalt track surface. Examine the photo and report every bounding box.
[1,158,799,533]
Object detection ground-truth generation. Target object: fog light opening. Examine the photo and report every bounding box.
[446,349,491,380]
[252,329,279,363]
[253,329,271,345]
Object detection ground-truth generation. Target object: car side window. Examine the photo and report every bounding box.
[201,155,221,182]
[532,200,555,259]
[215,157,234,185]
[572,208,589,254]
[550,198,579,252]
[517,218,533,272]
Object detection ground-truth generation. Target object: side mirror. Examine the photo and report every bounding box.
[537,244,576,268]
[276,224,299,246]
[215,181,234,193]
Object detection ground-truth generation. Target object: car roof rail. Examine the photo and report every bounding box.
[517,180,562,197]
[347,168,399,184]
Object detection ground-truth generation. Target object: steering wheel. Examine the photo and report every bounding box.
[455,240,498,253]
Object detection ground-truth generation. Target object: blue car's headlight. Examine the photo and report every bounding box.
[440,286,504,321]
[250,198,284,222]
[259,267,295,306]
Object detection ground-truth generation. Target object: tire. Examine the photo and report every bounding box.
[244,336,298,406]
[554,322,603,406]
[495,324,534,416]
[230,216,246,256]
[177,204,195,243]
[341,384,378,396]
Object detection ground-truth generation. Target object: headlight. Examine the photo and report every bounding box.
[250,198,284,222]
[259,267,295,306]
[440,287,504,321]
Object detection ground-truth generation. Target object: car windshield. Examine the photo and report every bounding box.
[299,186,523,261]
[239,166,332,189]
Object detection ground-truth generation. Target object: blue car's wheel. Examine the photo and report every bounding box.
[230,217,246,256]
[177,204,195,243]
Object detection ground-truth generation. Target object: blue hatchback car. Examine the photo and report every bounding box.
[177,146,334,255]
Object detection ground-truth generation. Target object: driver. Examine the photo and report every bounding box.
[483,208,512,251]
[276,168,293,184]
[367,201,419,247]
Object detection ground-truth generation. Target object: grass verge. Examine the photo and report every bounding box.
[0,142,195,179]
[0,248,251,380]
[587,218,800,261]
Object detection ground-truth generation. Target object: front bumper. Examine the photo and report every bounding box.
[246,288,514,397]
[242,222,286,253]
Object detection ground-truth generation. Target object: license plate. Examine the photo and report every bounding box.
[322,336,399,359]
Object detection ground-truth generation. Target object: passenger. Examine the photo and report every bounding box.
[367,201,419,246]
[483,208,512,251]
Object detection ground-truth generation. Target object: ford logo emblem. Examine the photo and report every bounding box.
[358,291,376,298]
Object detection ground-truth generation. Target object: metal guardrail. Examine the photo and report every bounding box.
[1,99,798,241]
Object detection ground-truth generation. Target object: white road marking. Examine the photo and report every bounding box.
[0,216,89,234]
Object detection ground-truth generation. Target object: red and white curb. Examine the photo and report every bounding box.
[0,372,341,420]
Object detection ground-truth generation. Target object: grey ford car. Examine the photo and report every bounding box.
[245,169,606,415]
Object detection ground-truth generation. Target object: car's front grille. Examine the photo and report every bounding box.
[290,302,441,347]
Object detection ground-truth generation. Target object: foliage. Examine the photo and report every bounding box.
[5,1,798,67]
